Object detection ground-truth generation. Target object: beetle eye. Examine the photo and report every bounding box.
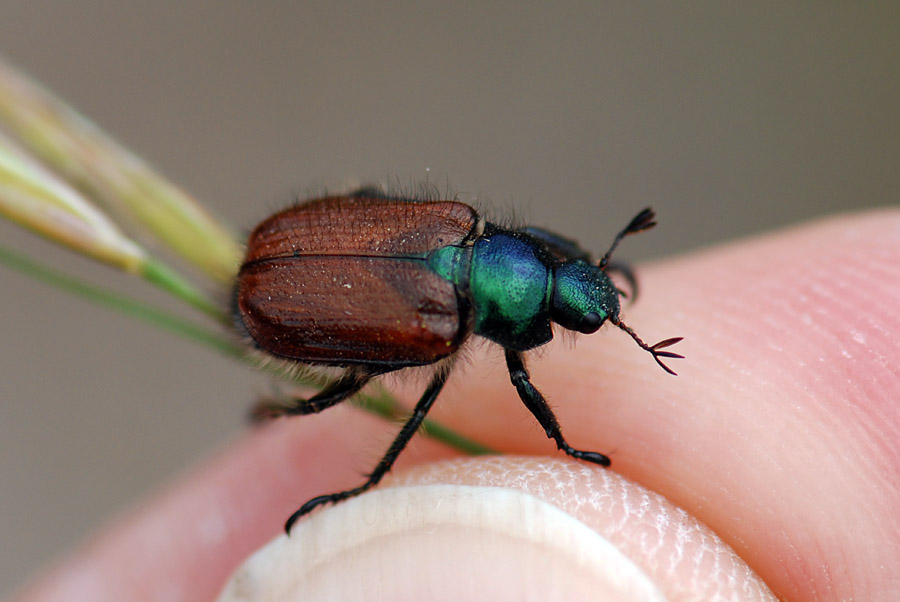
[580,312,602,334]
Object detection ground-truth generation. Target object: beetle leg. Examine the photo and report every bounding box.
[518,226,592,262]
[284,365,452,533]
[604,260,639,302]
[251,368,378,421]
[505,349,611,467]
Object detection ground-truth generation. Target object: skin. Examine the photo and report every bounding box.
[10,209,900,601]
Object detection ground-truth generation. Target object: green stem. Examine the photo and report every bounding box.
[354,387,496,456]
[0,243,242,358]
[141,257,228,323]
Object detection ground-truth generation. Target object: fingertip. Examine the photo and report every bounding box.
[216,457,776,602]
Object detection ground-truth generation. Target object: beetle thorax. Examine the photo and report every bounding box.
[467,232,554,351]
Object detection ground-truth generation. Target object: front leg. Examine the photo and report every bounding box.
[505,349,610,467]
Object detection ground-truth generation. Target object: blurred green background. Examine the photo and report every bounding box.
[1,2,898,596]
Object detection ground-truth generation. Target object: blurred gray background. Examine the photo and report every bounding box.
[0,2,898,596]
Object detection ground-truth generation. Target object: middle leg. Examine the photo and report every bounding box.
[284,364,453,532]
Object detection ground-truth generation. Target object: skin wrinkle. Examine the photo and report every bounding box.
[648,213,900,599]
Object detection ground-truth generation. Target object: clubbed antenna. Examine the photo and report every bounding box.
[599,208,656,271]
[611,317,683,375]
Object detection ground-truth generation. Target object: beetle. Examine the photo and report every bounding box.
[233,190,682,532]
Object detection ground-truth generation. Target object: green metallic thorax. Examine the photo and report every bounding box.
[427,229,554,351]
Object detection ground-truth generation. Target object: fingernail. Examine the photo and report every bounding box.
[217,485,665,601]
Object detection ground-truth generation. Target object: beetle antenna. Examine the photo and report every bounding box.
[599,208,656,271]
[611,317,683,375]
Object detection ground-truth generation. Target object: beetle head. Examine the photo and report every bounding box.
[551,208,683,375]
[550,260,619,335]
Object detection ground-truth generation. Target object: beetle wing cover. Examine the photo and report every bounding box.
[243,196,477,262]
[236,196,477,366]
